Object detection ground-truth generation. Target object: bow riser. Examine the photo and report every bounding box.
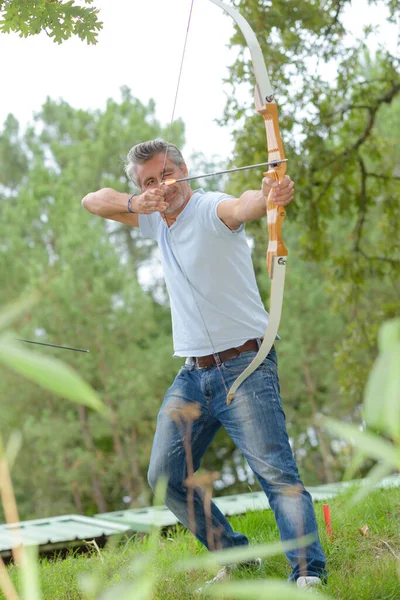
[267,199,287,277]
[256,98,288,277]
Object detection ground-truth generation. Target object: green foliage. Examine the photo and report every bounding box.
[364,318,400,442]
[0,294,106,414]
[220,0,400,457]
[0,333,107,414]
[0,0,398,533]
[206,581,329,599]
[0,115,28,189]
[0,0,103,44]
[325,318,400,504]
[0,288,106,600]
[2,487,400,599]
[0,90,185,520]
[0,3,399,597]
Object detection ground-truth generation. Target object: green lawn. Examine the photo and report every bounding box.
[3,486,400,599]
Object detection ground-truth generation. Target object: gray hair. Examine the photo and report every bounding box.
[125,139,185,188]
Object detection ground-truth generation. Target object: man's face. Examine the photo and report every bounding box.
[136,153,192,215]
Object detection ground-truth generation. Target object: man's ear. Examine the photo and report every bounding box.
[181,163,188,178]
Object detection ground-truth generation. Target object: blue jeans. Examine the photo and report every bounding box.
[148,347,327,581]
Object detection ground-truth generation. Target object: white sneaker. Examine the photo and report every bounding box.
[297,576,322,590]
[237,557,262,571]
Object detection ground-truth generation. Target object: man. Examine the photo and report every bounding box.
[82,139,327,589]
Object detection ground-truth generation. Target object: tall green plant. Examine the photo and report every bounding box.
[324,317,400,501]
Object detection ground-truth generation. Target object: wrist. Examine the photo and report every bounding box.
[127,193,138,214]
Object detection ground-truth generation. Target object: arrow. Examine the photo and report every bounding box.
[163,158,288,185]
[16,339,90,353]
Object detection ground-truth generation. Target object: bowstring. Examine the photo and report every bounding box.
[161,0,230,396]
[161,0,196,178]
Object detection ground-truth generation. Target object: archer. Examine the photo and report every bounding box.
[82,139,326,590]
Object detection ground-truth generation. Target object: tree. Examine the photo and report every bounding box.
[218,0,399,465]
[0,0,102,44]
[0,91,184,518]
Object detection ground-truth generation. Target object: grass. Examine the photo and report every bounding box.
[2,485,400,599]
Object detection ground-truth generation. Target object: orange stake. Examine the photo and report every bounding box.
[323,504,333,540]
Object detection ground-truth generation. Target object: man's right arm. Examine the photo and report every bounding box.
[81,188,139,227]
[82,187,170,227]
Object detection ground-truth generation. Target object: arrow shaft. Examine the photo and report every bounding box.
[17,339,90,353]
[164,158,288,185]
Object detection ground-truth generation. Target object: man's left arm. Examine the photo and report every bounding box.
[217,175,294,231]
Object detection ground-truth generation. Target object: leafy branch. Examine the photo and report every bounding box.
[0,0,103,44]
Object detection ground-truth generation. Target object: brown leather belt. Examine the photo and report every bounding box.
[192,338,260,368]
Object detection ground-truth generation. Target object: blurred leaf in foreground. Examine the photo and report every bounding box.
[364,318,400,441]
[0,333,108,417]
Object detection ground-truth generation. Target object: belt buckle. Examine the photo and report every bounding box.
[195,354,218,368]
[232,347,241,358]
[195,356,208,368]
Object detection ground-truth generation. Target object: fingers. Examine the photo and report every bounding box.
[261,175,278,198]
[143,201,169,213]
[135,189,169,213]
[268,175,294,206]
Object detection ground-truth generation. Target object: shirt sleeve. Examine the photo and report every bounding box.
[196,192,245,236]
[138,213,161,240]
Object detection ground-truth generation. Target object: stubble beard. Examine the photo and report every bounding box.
[163,185,190,215]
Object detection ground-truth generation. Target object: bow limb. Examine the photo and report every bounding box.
[208,0,288,403]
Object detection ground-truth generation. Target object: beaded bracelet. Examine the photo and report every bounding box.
[127,194,137,214]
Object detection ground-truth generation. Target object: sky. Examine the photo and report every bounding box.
[0,0,398,166]
[0,0,235,162]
